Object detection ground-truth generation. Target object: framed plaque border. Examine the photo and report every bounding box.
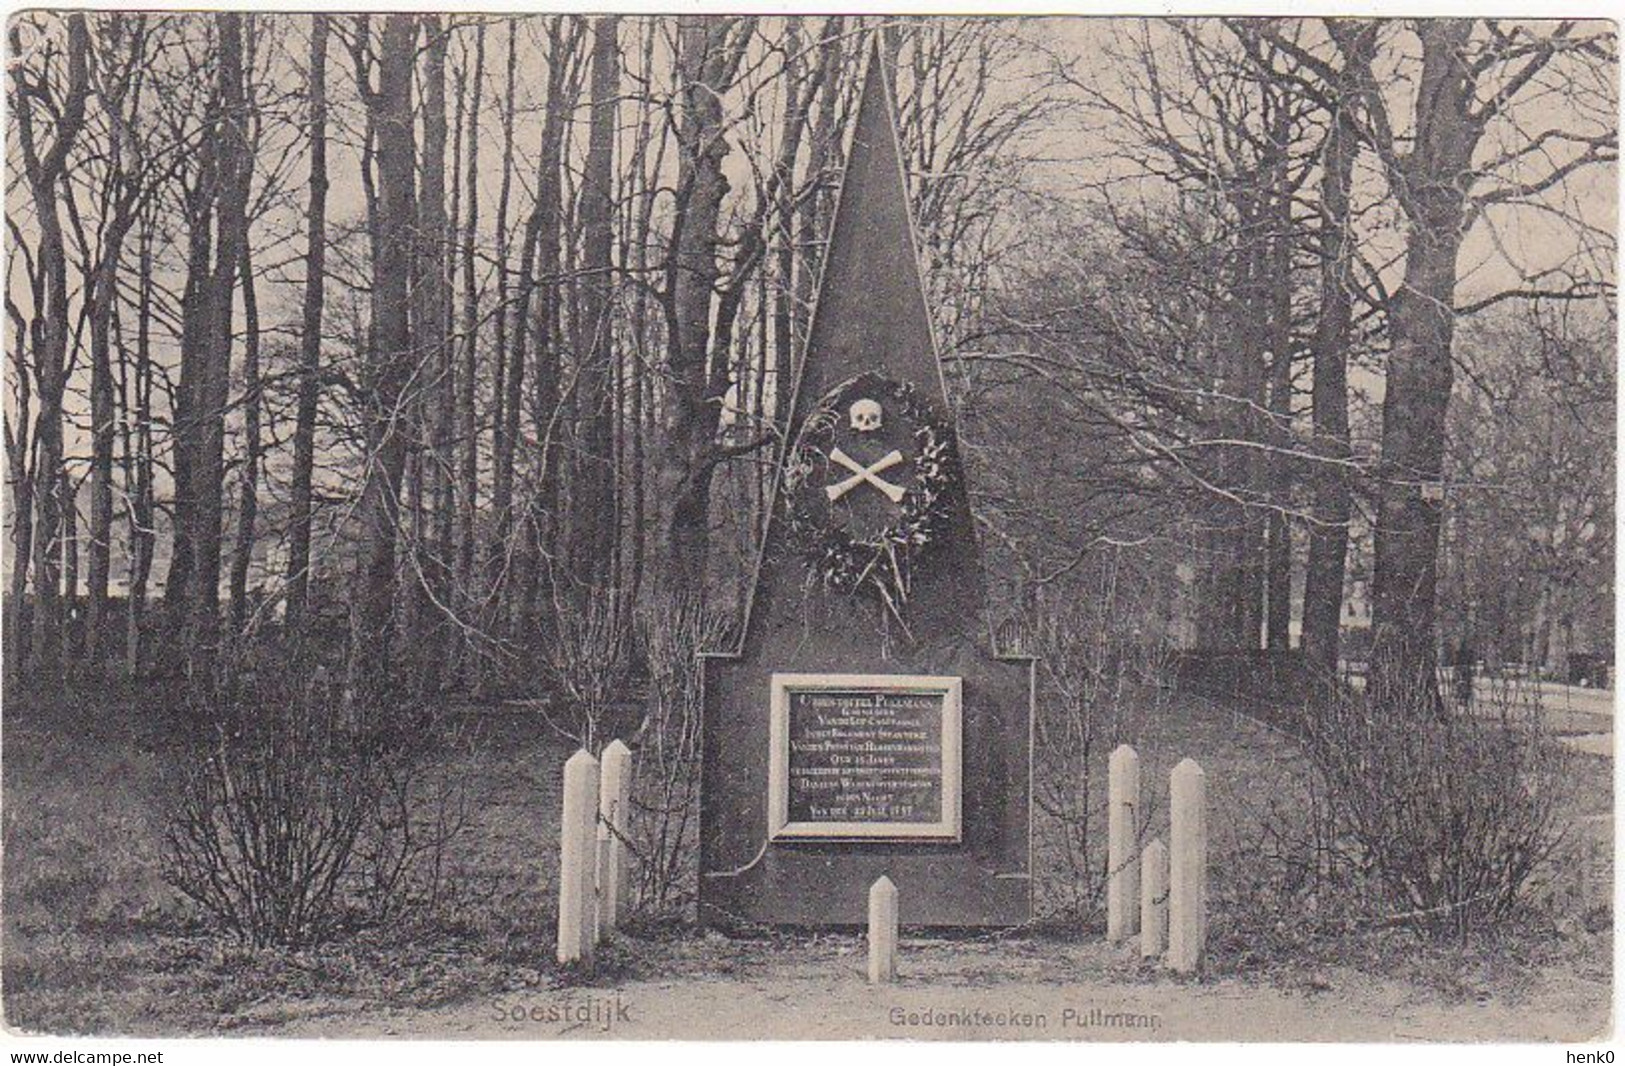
[768,672,963,842]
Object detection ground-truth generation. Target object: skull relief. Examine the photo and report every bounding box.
[849,398,883,433]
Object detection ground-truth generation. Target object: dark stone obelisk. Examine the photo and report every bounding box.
[699,42,1034,928]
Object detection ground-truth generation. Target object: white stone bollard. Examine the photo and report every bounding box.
[557,748,600,966]
[1168,758,1207,974]
[596,740,633,942]
[1107,744,1141,942]
[868,876,899,984]
[1141,838,1169,959]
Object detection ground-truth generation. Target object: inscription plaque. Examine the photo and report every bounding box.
[769,673,962,840]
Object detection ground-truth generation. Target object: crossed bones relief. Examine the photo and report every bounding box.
[823,397,907,504]
[825,447,906,503]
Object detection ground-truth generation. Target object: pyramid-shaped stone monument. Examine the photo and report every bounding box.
[699,40,1035,928]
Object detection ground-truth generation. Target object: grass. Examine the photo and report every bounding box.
[1182,692,1614,1001]
[2,673,1611,1035]
[2,678,576,1035]
[1019,678,1610,998]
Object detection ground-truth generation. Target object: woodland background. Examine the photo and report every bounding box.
[4,13,1615,707]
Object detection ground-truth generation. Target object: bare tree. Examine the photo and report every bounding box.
[570,15,620,592]
[652,16,755,595]
[80,15,154,663]
[402,13,453,681]
[348,14,419,701]
[121,208,158,674]
[184,12,252,675]
[1367,22,1615,706]
[455,22,486,620]
[1298,22,1376,673]
[1260,20,1619,704]
[9,12,91,679]
[284,14,330,633]
[1043,20,1322,650]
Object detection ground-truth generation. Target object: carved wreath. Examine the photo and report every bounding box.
[781,373,959,626]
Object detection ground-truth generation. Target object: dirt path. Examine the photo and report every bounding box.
[265,938,1611,1042]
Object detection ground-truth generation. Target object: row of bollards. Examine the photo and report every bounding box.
[557,740,634,969]
[1108,745,1206,973]
[556,739,1199,979]
[865,746,1205,984]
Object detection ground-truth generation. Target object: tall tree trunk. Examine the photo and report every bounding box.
[84,18,146,667]
[1300,25,1372,676]
[61,467,78,632]
[348,14,420,703]
[113,296,135,673]
[1197,195,1267,651]
[228,242,261,631]
[285,13,329,633]
[770,16,804,432]
[1368,21,1478,713]
[6,275,36,685]
[163,162,216,616]
[485,21,519,609]
[428,20,455,574]
[495,181,539,626]
[86,198,137,665]
[422,14,455,565]
[11,13,90,682]
[225,16,263,638]
[125,212,157,676]
[409,13,451,681]
[625,19,661,601]
[1237,223,1269,651]
[572,15,619,591]
[1263,102,1294,652]
[187,12,251,678]
[514,17,581,629]
[657,16,753,596]
[456,23,485,610]
[752,260,769,541]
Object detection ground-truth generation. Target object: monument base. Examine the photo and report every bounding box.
[700,642,1034,929]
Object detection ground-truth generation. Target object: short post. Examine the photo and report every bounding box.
[596,740,633,941]
[1168,758,1207,974]
[868,876,899,984]
[557,748,600,966]
[1140,838,1169,959]
[1107,744,1141,942]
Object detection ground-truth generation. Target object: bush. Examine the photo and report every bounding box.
[537,589,635,749]
[626,593,729,919]
[1293,680,1573,941]
[1029,568,1173,923]
[161,649,469,947]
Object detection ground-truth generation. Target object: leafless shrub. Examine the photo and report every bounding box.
[1292,680,1573,942]
[626,592,730,919]
[162,648,470,947]
[1199,715,1372,970]
[537,588,634,749]
[1029,559,1173,923]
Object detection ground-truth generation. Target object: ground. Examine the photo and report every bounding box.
[273,936,1611,1041]
[1483,676,1614,757]
[2,675,1612,1041]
